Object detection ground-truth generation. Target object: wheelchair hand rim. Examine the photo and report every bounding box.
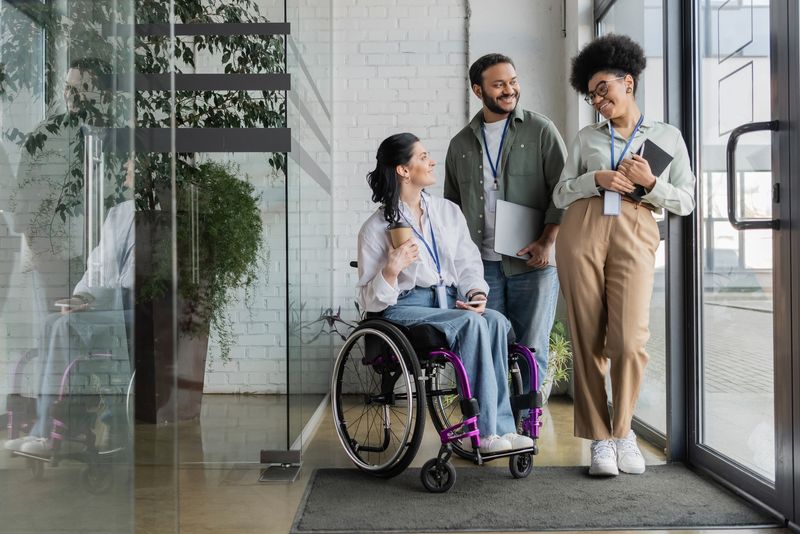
[331,327,417,472]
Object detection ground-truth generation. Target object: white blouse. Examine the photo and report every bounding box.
[356,191,490,313]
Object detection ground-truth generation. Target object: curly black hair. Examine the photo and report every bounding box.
[569,34,646,95]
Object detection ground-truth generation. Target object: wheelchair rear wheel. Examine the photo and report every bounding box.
[331,320,426,478]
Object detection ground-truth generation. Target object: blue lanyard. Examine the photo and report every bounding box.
[480,118,510,180]
[609,114,644,170]
[401,197,442,281]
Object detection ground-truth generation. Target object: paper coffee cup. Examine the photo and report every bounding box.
[387,222,412,248]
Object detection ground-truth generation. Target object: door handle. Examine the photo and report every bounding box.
[82,127,105,279]
[725,120,778,230]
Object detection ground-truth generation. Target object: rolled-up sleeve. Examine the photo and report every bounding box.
[553,131,601,209]
[452,207,489,298]
[640,131,696,216]
[356,227,399,313]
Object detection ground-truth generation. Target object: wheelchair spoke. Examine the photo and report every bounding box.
[350,402,378,446]
[346,405,370,432]
[347,348,372,395]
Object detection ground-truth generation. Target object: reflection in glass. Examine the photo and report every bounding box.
[698,0,774,481]
[1,0,137,530]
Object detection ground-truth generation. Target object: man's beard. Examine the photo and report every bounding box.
[482,91,519,115]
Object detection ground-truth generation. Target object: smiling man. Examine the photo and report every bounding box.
[444,53,567,396]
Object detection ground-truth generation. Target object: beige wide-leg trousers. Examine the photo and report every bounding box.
[555,197,660,440]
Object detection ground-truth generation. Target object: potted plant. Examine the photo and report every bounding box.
[541,319,573,402]
[155,161,264,420]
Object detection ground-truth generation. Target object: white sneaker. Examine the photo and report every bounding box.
[502,432,534,450]
[20,437,51,457]
[615,430,646,474]
[4,436,36,452]
[474,434,512,454]
[589,439,619,476]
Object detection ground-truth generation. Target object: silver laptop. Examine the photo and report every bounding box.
[493,199,547,261]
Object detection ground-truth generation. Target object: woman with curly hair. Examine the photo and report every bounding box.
[553,34,695,476]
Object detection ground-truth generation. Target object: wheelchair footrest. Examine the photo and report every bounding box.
[511,391,542,413]
[475,445,537,463]
[459,398,480,418]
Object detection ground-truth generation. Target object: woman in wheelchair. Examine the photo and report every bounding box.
[356,132,533,455]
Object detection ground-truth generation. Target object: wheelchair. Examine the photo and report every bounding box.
[6,348,135,494]
[331,283,543,493]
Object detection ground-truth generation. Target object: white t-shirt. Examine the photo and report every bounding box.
[480,118,508,261]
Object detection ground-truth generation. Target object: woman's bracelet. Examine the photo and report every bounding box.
[467,290,487,301]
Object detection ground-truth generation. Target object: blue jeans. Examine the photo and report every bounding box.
[381,286,516,437]
[483,261,559,391]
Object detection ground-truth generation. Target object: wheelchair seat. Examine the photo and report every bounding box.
[365,311,517,354]
[365,312,447,353]
[399,323,449,353]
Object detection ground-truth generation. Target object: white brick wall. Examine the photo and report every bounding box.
[468,0,567,134]
[331,0,470,330]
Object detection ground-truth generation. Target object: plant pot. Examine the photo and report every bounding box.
[135,212,212,423]
[147,324,209,424]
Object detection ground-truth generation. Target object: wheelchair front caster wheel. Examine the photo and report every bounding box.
[509,452,533,479]
[82,463,114,494]
[421,458,456,493]
[28,458,44,481]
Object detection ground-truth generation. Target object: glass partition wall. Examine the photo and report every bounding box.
[0,0,333,530]
[0,0,148,530]
[286,0,333,452]
[158,0,332,468]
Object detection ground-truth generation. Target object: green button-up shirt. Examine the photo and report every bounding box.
[553,116,696,216]
[444,106,567,277]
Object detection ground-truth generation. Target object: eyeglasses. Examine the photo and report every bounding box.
[583,76,625,105]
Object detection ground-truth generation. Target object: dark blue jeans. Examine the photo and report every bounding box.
[482,261,559,390]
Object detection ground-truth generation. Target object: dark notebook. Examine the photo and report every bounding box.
[629,138,673,202]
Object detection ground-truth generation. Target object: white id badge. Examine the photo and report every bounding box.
[487,187,498,213]
[434,283,448,309]
[603,191,621,216]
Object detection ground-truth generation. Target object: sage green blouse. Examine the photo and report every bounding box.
[553,116,695,216]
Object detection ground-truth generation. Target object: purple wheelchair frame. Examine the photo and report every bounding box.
[7,350,113,458]
[426,343,542,451]
[49,352,113,454]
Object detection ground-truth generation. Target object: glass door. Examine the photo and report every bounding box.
[691,0,794,514]
[0,0,139,530]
